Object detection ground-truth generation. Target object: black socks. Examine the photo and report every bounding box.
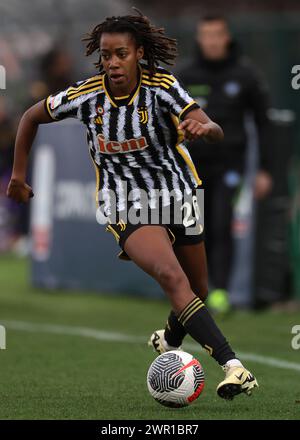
[164,310,187,347]
[166,297,236,366]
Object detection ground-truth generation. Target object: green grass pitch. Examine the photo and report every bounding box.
[0,255,300,419]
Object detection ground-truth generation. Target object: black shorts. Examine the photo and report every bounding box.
[105,198,204,260]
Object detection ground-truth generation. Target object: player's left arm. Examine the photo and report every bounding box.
[178,108,224,143]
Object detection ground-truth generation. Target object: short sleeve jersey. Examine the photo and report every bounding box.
[45,64,202,215]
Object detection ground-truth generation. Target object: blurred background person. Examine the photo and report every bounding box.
[23,45,76,110]
[179,14,273,313]
[38,46,75,97]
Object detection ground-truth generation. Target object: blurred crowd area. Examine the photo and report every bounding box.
[0,0,300,306]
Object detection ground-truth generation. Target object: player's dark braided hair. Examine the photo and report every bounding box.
[83,8,178,76]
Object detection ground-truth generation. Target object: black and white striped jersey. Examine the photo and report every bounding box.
[45,64,202,216]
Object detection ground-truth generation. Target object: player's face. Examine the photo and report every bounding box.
[100,32,144,95]
[197,20,231,60]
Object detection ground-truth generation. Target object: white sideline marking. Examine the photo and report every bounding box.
[2,319,300,373]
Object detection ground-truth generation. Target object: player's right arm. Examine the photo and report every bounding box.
[7,100,55,203]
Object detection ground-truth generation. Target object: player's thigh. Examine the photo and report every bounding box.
[123,225,189,290]
[174,242,209,301]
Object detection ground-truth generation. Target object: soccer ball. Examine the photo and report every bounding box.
[147,350,205,408]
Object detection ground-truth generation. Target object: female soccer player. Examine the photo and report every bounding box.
[7,10,258,400]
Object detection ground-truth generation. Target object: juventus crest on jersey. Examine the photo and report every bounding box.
[45,64,202,219]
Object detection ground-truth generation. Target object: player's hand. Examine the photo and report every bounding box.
[254,170,273,200]
[178,119,211,141]
[6,178,34,203]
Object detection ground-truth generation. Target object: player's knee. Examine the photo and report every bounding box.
[154,263,188,293]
